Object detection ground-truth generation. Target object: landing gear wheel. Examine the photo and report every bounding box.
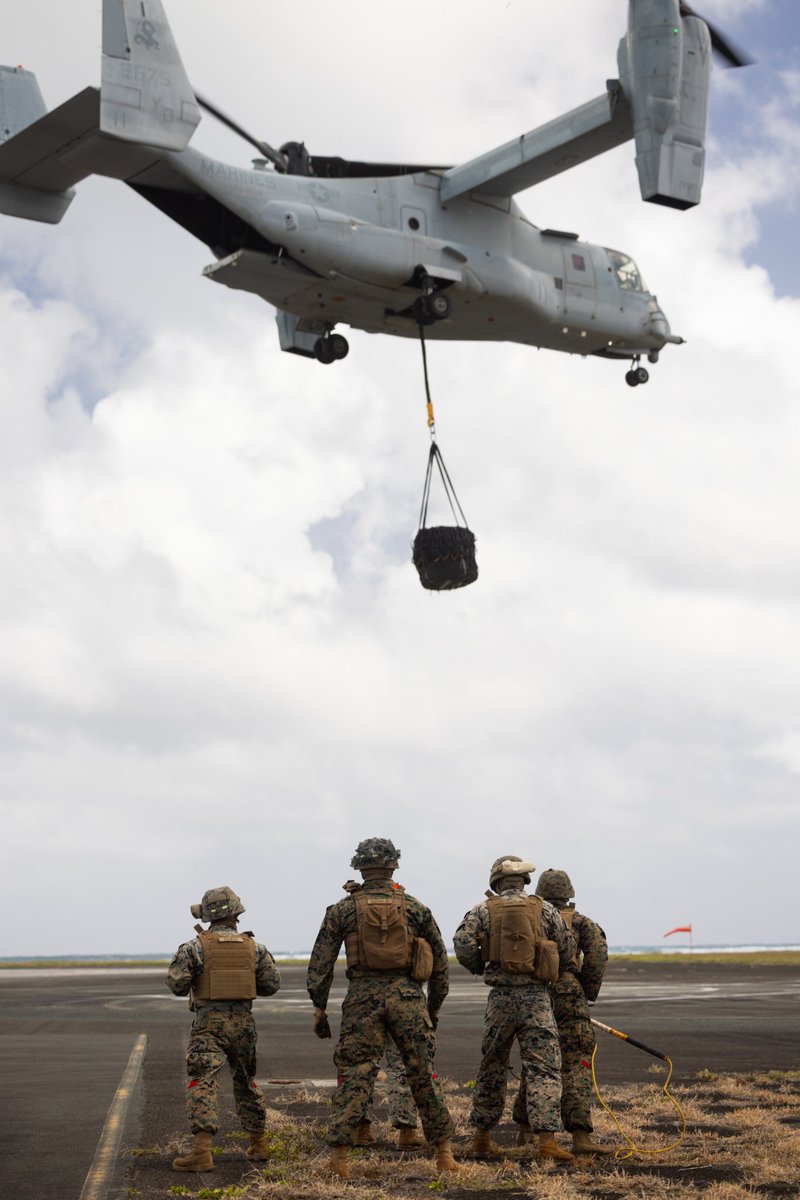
[414,291,452,324]
[329,333,349,360]
[424,291,451,321]
[625,370,640,388]
[313,337,336,365]
[636,366,649,385]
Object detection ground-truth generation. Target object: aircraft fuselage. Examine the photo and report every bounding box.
[165,147,674,360]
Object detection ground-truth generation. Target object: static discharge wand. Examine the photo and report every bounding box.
[590,1018,687,1159]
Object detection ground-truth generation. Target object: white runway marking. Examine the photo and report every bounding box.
[444,979,800,1005]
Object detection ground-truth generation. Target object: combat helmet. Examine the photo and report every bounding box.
[536,869,575,904]
[350,837,401,871]
[190,886,245,923]
[489,855,535,893]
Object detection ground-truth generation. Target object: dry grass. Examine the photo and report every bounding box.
[124,1069,800,1200]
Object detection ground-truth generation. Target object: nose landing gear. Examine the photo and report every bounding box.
[625,355,650,387]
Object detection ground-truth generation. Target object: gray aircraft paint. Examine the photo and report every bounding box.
[0,0,726,374]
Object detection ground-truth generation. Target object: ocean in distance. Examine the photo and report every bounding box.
[3,943,800,964]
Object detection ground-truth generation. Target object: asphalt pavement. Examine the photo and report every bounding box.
[1,961,798,1200]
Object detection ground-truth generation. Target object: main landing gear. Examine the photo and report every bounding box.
[625,355,650,387]
[413,274,453,325]
[415,290,452,323]
[313,331,349,365]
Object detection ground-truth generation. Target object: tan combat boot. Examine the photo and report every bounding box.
[472,1128,502,1157]
[172,1132,214,1172]
[435,1138,459,1172]
[572,1129,613,1156]
[397,1126,425,1149]
[246,1131,270,1160]
[515,1121,535,1146]
[354,1121,376,1146]
[329,1145,350,1179]
[537,1133,575,1163]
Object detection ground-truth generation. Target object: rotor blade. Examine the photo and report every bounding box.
[194,91,288,171]
[679,2,754,68]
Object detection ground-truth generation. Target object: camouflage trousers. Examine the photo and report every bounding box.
[471,985,562,1133]
[185,1006,267,1135]
[512,980,596,1132]
[329,974,453,1146]
[361,1032,420,1129]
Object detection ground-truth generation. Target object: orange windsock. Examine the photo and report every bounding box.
[663,925,692,938]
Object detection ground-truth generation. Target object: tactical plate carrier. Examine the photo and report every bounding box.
[192,929,257,1002]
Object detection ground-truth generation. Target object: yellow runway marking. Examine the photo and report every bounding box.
[79,1032,147,1200]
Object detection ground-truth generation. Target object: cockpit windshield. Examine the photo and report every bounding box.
[606,248,646,293]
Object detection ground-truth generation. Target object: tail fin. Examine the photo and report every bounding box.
[0,66,75,222]
[0,0,200,225]
[100,0,201,151]
[0,66,46,141]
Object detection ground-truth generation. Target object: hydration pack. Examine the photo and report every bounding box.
[483,894,559,982]
[344,887,433,980]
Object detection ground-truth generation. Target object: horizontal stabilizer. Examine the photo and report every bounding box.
[101,0,200,151]
[441,86,633,202]
[0,82,173,223]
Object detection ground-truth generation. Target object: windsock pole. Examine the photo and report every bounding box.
[591,1018,669,1062]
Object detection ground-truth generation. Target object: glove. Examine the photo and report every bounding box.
[313,1007,332,1039]
[428,1007,439,1031]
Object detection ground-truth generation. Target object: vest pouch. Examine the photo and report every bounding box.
[410,936,433,982]
[534,939,559,984]
[500,902,537,974]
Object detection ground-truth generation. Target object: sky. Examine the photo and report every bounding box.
[1,1,799,957]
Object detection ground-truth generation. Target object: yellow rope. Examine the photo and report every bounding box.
[590,1043,687,1160]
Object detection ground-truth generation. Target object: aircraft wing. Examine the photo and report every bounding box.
[440,85,633,202]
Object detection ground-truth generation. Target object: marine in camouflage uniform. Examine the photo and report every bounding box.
[353,1032,426,1148]
[307,838,457,1178]
[512,869,612,1156]
[381,1034,424,1132]
[337,878,424,1150]
[166,886,281,1172]
[454,855,575,1162]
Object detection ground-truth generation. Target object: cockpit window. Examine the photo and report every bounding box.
[606,248,646,292]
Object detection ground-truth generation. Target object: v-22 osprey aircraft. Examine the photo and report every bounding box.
[0,0,750,385]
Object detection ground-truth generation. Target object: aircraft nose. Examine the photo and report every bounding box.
[647,300,671,346]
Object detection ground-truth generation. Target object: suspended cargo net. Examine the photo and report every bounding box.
[412,324,478,591]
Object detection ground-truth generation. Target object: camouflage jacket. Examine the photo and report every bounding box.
[453,887,575,988]
[166,921,281,1010]
[306,879,449,1016]
[561,908,608,1003]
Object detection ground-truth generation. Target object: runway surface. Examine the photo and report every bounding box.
[1,961,798,1199]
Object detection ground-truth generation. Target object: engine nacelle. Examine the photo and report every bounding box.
[618,0,712,209]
